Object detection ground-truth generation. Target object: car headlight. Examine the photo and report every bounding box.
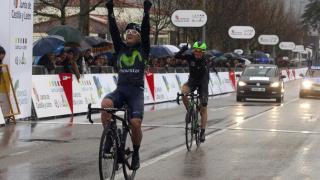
[238,81,247,87]
[302,80,313,89]
[270,82,280,88]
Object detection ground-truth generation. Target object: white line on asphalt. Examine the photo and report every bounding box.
[9,151,30,156]
[135,97,300,172]
[227,127,320,134]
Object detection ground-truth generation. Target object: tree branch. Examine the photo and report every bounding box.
[38,0,60,9]
[34,10,61,19]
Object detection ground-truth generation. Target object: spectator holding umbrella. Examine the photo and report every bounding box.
[37,53,56,74]
[55,50,67,66]
[84,49,95,66]
[63,47,81,81]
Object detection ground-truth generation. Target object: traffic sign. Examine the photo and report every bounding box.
[279,42,295,50]
[228,26,255,39]
[171,10,207,27]
[258,35,279,45]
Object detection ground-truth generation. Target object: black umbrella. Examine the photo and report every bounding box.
[150,45,175,58]
[79,40,92,51]
[48,25,83,44]
[85,36,112,47]
[224,52,241,59]
[33,35,65,57]
[206,49,223,57]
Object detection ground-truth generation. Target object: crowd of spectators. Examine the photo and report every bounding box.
[34,47,115,76]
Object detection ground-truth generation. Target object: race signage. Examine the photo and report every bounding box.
[171,10,207,27]
[258,35,279,45]
[234,49,244,55]
[292,45,305,53]
[228,26,255,39]
[0,0,34,119]
[279,42,295,50]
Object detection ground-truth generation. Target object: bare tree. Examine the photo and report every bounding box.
[34,0,105,35]
[145,0,176,45]
[79,0,105,36]
[34,0,70,25]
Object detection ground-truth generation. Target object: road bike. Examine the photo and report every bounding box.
[87,104,136,180]
[176,91,201,151]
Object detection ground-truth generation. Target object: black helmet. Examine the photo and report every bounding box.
[125,23,141,34]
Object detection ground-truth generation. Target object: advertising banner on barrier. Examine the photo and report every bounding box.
[219,72,234,93]
[72,75,100,114]
[175,73,189,90]
[0,0,34,119]
[162,73,181,100]
[32,75,71,118]
[154,74,169,102]
[59,73,73,113]
[209,73,222,95]
[92,74,117,104]
[146,72,155,101]
[144,77,154,104]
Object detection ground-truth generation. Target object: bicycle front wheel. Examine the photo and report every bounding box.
[122,128,137,180]
[185,107,194,151]
[194,109,201,147]
[99,126,118,180]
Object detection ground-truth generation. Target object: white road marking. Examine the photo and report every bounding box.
[135,97,300,172]
[9,151,30,156]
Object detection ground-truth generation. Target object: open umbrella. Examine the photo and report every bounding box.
[213,56,227,62]
[33,35,65,57]
[163,45,180,54]
[224,52,241,59]
[85,36,112,47]
[150,45,174,58]
[206,49,223,57]
[79,40,92,51]
[48,25,83,44]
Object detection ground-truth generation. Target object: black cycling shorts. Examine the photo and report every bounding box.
[104,85,144,119]
[185,76,209,107]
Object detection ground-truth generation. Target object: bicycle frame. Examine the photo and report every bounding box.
[87,104,132,164]
[176,92,200,109]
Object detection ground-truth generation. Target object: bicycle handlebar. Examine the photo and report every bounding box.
[176,92,200,105]
[87,103,126,124]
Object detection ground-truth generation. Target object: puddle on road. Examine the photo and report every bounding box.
[182,149,207,178]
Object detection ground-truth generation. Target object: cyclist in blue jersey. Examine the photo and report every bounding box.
[101,0,152,170]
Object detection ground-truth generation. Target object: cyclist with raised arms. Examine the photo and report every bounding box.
[101,0,152,170]
[175,42,210,142]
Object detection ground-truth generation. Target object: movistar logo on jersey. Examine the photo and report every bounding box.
[120,50,143,68]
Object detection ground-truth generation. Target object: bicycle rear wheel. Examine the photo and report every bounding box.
[185,107,194,151]
[122,128,137,180]
[99,126,118,180]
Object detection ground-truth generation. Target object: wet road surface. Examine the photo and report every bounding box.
[1,80,320,180]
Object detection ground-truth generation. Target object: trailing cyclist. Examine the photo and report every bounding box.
[175,41,210,142]
[101,0,152,170]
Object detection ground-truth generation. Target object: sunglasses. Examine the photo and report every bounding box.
[126,29,140,36]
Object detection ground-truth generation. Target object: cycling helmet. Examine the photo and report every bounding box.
[125,23,141,34]
[193,41,207,52]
